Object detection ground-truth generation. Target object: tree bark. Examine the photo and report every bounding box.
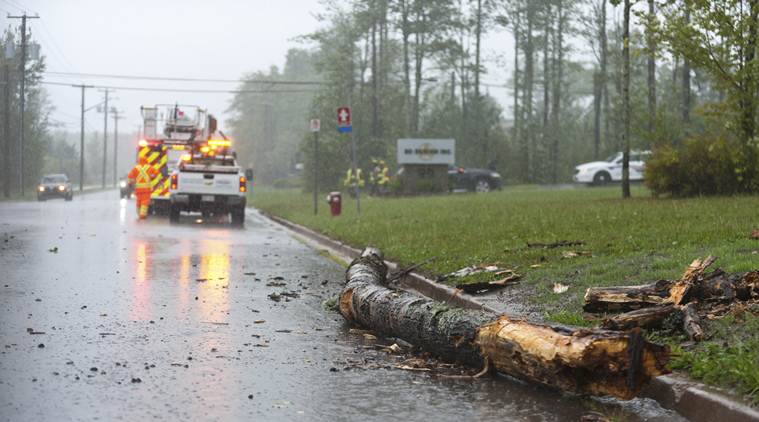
[551,1,563,183]
[512,5,521,149]
[682,6,691,125]
[602,305,677,331]
[593,71,602,160]
[474,0,482,101]
[541,2,551,184]
[412,5,425,135]
[341,248,670,400]
[600,0,610,152]
[584,280,673,313]
[522,4,535,183]
[401,0,412,137]
[682,302,704,341]
[621,0,631,199]
[371,3,380,138]
[739,0,758,146]
[646,0,656,145]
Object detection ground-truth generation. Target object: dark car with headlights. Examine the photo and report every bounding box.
[119,176,134,199]
[448,165,503,193]
[38,174,73,201]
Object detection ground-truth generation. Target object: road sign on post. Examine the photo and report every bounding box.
[310,118,321,133]
[337,107,352,133]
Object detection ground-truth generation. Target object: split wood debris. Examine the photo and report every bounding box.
[583,256,759,341]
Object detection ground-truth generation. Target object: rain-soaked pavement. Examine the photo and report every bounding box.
[0,191,685,421]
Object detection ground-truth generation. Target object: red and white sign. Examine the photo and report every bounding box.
[310,118,321,132]
[337,107,351,127]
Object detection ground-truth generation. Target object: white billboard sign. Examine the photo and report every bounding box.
[397,139,455,165]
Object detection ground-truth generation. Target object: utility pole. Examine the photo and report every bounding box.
[8,13,39,196]
[73,84,93,191]
[99,89,111,189]
[3,64,10,198]
[112,109,123,186]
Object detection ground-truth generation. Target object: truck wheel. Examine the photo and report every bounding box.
[231,207,245,227]
[169,205,180,223]
[65,193,73,201]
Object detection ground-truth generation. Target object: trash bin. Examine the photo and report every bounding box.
[327,191,341,217]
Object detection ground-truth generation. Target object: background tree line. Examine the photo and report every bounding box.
[225,0,758,196]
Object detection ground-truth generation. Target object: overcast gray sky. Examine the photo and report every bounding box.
[2,0,516,137]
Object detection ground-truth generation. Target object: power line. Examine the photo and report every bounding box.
[43,71,326,86]
[35,20,76,72]
[40,80,319,94]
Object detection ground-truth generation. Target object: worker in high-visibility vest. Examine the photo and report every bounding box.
[376,160,390,195]
[369,159,380,195]
[128,155,159,220]
[343,167,364,198]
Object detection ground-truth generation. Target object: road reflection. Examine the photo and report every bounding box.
[119,198,127,224]
[196,237,230,323]
[130,242,151,320]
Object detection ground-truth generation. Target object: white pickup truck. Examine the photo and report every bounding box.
[168,151,248,226]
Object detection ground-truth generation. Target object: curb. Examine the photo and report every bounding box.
[643,374,759,422]
[257,209,759,422]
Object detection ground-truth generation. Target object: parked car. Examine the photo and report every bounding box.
[37,174,73,201]
[119,177,134,199]
[573,151,651,185]
[448,165,503,193]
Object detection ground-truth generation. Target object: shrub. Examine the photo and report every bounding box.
[645,135,758,196]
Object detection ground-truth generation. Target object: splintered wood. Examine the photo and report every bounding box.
[584,256,759,341]
[340,248,669,400]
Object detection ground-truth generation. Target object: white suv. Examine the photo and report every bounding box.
[573,151,651,185]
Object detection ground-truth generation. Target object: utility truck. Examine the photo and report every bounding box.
[168,134,248,226]
[135,105,216,214]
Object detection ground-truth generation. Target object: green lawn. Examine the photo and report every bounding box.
[250,185,759,401]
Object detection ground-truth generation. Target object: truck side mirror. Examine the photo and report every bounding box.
[245,169,253,180]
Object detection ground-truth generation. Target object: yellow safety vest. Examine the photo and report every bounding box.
[135,165,152,189]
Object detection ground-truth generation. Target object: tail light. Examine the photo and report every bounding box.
[239,176,246,193]
[171,174,178,190]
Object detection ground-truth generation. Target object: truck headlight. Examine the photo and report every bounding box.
[120,181,127,188]
[38,186,44,192]
[490,172,501,178]
[58,185,65,191]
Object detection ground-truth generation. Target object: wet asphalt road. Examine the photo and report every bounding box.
[0,191,685,421]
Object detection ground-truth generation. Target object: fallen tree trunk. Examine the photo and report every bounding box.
[340,248,669,400]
